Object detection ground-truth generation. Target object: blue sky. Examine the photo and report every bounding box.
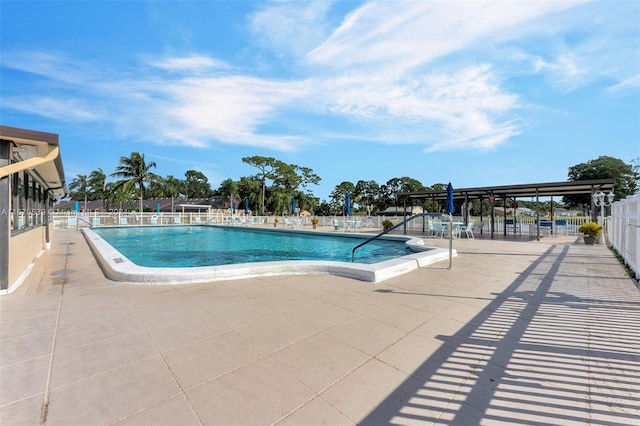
[1,0,638,201]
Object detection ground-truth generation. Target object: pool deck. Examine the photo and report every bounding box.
[1,229,639,425]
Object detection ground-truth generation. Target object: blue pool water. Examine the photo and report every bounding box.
[92,226,412,267]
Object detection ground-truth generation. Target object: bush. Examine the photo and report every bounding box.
[311,217,319,225]
[382,219,394,230]
[578,221,602,238]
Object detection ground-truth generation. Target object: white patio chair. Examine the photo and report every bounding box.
[460,221,475,239]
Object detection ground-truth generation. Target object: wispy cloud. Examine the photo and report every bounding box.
[248,1,333,57]
[149,55,230,73]
[2,97,100,121]
[604,74,640,98]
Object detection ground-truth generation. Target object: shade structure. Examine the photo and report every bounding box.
[446,182,454,214]
[232,201,236,215]
[244,199,249,215]
[291,196,296,215]
[345,192,351,215]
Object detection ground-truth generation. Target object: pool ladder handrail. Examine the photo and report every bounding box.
[76,217,93,229]
[351,212,441,262]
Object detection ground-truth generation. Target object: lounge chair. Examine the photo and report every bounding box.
[119,217,128,225]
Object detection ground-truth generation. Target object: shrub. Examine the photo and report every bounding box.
[382,219,394,230]
[578,221,602,238]
[311,217,319,225]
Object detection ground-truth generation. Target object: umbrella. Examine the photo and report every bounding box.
[291,196,296,216]
[232,201,236,215]
[244,199,249,215]
[156,203,161,213]
[345,192,351,215]
[446,182,454,270]
[446,182,454,214]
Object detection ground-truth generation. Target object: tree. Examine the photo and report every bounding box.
[218,178,239,208]
[237,177,261,213]
[111,152,158,214]
[380,177,425,211]
[68,174,89,212]
[184,170,212,198]
[269,188,290,216]
[242,156,280,215]
[88,168,106,209]
[164,175,184,213]
[329,181,355,215]
[106,180,136,211]
[354,180,380,215]
[563,156,638,209]
[242,156,321,215]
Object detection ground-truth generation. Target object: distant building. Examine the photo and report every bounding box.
[377,206,424,216]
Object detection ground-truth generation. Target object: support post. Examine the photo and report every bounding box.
[0,140,10,290]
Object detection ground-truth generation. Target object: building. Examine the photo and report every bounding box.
[1,126,66,293]
[377,206,424,216]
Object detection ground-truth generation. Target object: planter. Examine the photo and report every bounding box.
[312,224,317,229]
[583,236,596,245]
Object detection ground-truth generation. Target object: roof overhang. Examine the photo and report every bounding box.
[399,179,616,201]
[0,125,66,196]
[177,204,212,209]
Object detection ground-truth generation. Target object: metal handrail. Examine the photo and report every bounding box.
[76,217,92,229]
[351,212,438,262]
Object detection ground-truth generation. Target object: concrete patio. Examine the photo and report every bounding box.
[1,229,639,425]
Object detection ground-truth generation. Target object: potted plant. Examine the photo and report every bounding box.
[382,219,394,231]
[578,221,602,245]
[274,217,279,228]
[311,217,319,229]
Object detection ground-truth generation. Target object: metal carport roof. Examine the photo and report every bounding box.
[399,179,616,200]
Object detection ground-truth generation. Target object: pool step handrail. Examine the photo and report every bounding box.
[76,217,92,229]
[351,212,439,262]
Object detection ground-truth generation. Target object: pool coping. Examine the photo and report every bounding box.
[81,226,457,284]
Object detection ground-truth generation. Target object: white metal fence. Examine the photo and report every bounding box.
[50,211,590,236]
[609,194,640,280]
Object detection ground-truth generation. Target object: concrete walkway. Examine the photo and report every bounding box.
[1,230,638,425]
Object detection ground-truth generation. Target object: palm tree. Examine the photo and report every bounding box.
[68,174,89,212]
[88,168,107,209]
[164,175,183,213]
[111,152,158,215]
[219,178,239,211]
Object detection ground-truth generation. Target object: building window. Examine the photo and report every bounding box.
[10,168,48,233]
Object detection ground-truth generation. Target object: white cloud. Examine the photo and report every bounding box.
[2,97,100,122]
[248,1,333,57]
[307,1,584,72]
[604,74,640,98]
[149,55,230,73]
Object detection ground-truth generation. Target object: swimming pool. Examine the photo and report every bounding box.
[82,225,455,284]
[92,225,412,266]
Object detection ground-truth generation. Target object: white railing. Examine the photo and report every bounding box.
[609,194,639,280]
[50,211,226,228]
[50,212,592,236]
